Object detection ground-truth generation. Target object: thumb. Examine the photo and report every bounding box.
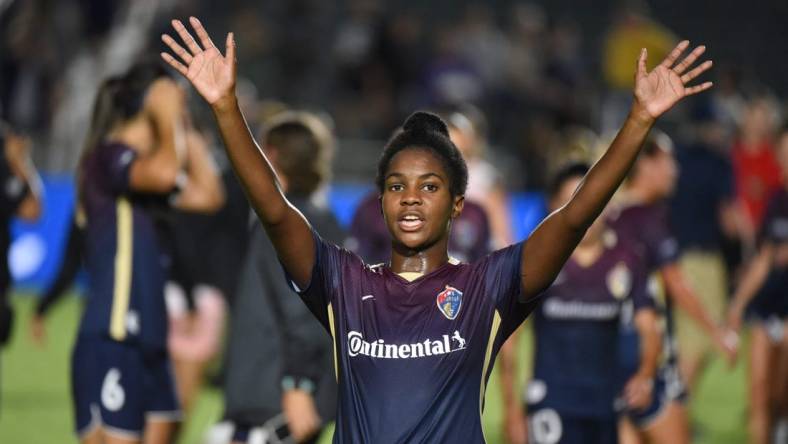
[636,48,648,79]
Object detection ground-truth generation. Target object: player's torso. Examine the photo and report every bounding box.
[80,146,169,349]
[530,245,635,417]
[330,261,495,443]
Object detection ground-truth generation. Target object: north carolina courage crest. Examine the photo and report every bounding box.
[436,285,463,320]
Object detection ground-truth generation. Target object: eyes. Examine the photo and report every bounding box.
[387,183,440,193]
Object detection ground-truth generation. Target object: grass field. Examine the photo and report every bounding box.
[1,294,748,443]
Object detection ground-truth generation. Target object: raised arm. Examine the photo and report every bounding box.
[520,41,713,299]
[161,17,315,287]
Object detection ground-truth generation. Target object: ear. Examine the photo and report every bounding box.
[451,195,465,219]
[377,194,384,216]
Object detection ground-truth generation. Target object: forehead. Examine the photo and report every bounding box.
[386,147,448,179]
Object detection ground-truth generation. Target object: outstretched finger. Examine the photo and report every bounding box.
[225,32,236,66]
[685,81,713,96]
[162,34,193,65]
[172,19,202,54]
[681,60,712,84]
[636,48,648,78]
[189,17,217,51]
[161,52,188,76]
[673,45,706,75]
[659,40,690,69]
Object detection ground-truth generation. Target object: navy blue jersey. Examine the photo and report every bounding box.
[79,142,169,351]
[289,233,536,443]
[608,202,680,374]
[529,237,654,419]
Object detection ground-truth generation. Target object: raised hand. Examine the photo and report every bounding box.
[160,17,236,106]
[633,40,713,120]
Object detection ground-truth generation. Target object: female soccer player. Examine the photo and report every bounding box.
[609,131,738,444]
[728,125,788,444]
[161,17,712,442]
[74,61,223,444]
[499,162,661,444]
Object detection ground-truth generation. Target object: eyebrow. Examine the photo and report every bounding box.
[385,172,445,182]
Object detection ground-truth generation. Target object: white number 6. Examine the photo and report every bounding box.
[101,368,125,412]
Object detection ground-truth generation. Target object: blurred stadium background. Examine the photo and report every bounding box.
[1,0,787,442]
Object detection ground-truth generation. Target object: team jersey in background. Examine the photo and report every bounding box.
[528,236,654,419]
[288,233,536,443]
[79,142,170,351]
[608,201,683,390]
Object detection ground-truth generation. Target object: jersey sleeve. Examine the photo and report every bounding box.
[476,241,536,337]
[283,229,352,330]
[101,143,138,194]
[628,253,656,312]
[644,207,680,268]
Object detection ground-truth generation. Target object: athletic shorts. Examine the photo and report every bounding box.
[71,336,181,439]
[624,364,687,428]
[747,270,788,322]
[527,408,617,444]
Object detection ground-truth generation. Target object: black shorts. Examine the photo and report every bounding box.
[527,408,617,444]
[71,336,181,440]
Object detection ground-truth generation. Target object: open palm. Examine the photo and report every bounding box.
[634,41,713,119]
[160,17,236,106]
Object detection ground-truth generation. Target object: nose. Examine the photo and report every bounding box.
[401,188,422,206]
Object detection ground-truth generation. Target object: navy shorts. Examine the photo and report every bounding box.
[624,364,687,428]
[747,270,788,322]
[71,336,181,439]
[527,408,617,444]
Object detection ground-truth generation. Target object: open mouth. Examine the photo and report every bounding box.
[398,214,425,231]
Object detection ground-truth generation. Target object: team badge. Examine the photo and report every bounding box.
[606,262,632,300]
[436,285,463,320]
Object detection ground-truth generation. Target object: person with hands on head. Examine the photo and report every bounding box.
[727,124,788,444]
[499,162,661,444]
[162,17,712,443]
[72,61,223,444]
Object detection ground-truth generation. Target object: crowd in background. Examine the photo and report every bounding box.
[1,0,788,443]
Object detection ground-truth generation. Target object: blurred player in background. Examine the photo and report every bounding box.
[162,124,227,415]
[161,16,713,441]
[73,61,222,444]
[609,131,737,444]
[209,111,341,444]
[348,107,492,265]
[30,213,85,345]
[0,122,42,346]
[728,124,788,444]
[446,105,514,249]
[500,162,661,444]
[0,122,42,416]
[669,101,743,390]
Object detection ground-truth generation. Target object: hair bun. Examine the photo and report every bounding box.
[402,111,450,137]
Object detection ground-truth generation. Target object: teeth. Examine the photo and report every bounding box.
[404,215,419,221]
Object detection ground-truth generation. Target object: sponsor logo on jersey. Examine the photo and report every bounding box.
[606,262,632,300]
[347,330,467,359]
[436,285,463,320]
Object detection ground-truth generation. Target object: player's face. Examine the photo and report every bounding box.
[381,148,463,252]
[653,148,678,197]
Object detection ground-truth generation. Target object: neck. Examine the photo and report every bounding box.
[625,183,658,204]
[389,237,450,275]
[573,237,604,267]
